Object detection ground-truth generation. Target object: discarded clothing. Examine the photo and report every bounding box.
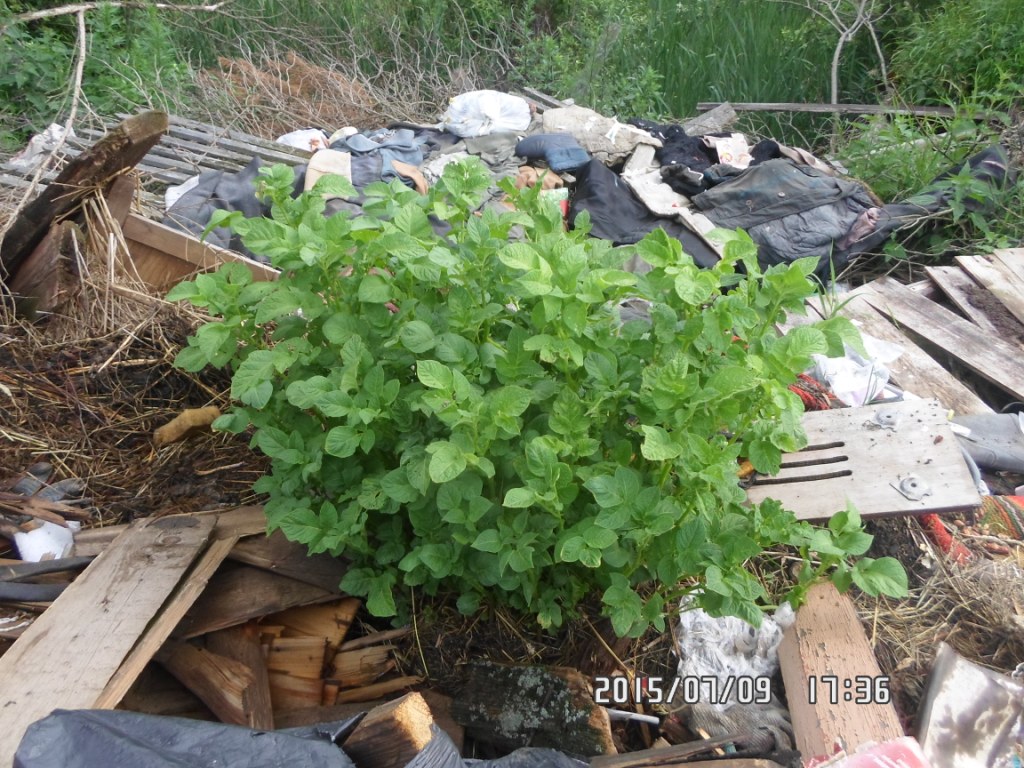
[163,156,279,259]
[330,127,427,189]
[543,106,661,166]
[516,133,591,173]
[569,159,719,268]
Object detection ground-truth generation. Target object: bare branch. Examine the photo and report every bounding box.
[0,1,234,34]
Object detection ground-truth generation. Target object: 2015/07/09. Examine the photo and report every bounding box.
[593,675,773,706]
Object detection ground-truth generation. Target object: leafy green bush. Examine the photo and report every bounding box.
[889,0,1024,105]
[169,160,907,636]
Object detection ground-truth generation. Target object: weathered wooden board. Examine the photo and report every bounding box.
[925,265,1003,335]
[809,289,991,416]
[175,565,339,639]
[778,582,904,759]
[227,529,348,592]
[956,254,1024,328]
[0,514,215,764]
[864,277,1024,403]
[94,535,240,708]
[122,212,278,293]
[747,399,981,520]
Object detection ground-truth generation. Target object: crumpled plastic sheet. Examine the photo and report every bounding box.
[14,709,359,768]
[406,726,588,768]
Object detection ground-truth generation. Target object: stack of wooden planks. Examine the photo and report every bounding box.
[0,506,424,766]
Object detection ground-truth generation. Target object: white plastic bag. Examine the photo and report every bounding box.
[439,90,532,138]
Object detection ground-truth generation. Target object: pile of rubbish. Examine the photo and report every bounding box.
[163,90,1015,282]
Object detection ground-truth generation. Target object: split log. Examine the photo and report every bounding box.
[334,675,424,704]
[338,626,410,651]
[342,692,435,768]
[206,622,275,730]
[265,596,361,648]
[777,581,904,759]
[419,690,464,753]
[268,670,325,711]
[329,645,394,688]
[266,636,329,679]
[450,661,616,757]
[7,220,80,317]
[0,111,168,284]
[156,641,256,727]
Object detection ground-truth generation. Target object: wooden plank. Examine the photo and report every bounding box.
[122,212,278,293]
[265,596,361,648]
[268,670,325,711]
[956,254,1024,328]
[227,529,348,592]
[334,675,423,704]
[156,640,256,726]
[266,636,329,679]
[746,399,981,520]
[175,565,339,639]
[696,101,966,117]
[0,513,215,764]
[74,505,267,558]
[94,535,239,709]
[777,581,904,759]
[812,289,991,416]
[865,276,1024,402]
[925,265,1002,334]
[206,622,275,730]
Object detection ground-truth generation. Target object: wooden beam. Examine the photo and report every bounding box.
[864,277,1024,403]
[777,581,904,759]
[696,101,973,118]
[175,565,339,639]
[1,111,168,283]
[94,535,240,709]
[0,513,215,764]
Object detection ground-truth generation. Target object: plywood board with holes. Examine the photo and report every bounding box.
[746,399,980,520]
[0,514,215,764]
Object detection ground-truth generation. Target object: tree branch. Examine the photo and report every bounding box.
[0,1,234,34]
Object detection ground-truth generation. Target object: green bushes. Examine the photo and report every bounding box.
[168,160,906,635]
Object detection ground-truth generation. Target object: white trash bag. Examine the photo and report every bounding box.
[439,90,532,138]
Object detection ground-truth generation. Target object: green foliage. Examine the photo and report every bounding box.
[0,3,190,150]
[889,0,1024,105]
[169,159,907,636]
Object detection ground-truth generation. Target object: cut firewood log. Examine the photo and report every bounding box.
[265,596,361,649]
[206,622,275,730]
[777,581,904,759]
[7,220,81,317]
[266,636,329,680]
[342,692,435,768]
[155,641,258,727]
[268,670,325,712]
[330,645,394,688]
[175,565,339,639]
[450,661,616,757]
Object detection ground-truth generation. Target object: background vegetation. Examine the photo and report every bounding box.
[1,0,1022,265]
